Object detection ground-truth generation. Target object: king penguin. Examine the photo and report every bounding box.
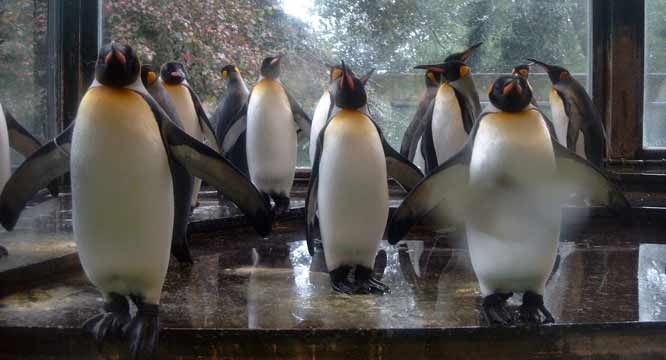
[510,64,559,143]
[0,42,272,358]
[141,64,182,127]
[0,103,60,257]
[413,60,481,173]
[307,64,423,294]
[213,64,250,175]
[527,58,606,166]
[387,75,629,325]
[161,62,220,209]
[309,63,353,167]
[246,55,312,215]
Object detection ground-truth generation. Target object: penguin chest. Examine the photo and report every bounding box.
[164,82,202,140]
[0,103,10,191]
[71,87,174,301]
[432,84,466,164]
[310,91,331,166]
[467,110,559,295]
[246,79,296,194]
[318,111,388,270]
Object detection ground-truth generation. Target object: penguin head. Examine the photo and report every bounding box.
[221,64,241,81]
[526,58,571,84]
[327,63,355,84]
[414,60,471,84]
[512,64,531,80]
[444,42,483,63]
[95,42,141,87]
[161,62,187,84]
[488,75,533,112]
[140,64,159,87]
[332,62,373,109]
[260,55,282,79]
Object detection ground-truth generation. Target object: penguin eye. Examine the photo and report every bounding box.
[459,65,470,78]
[331,68,343,81]
[519,69,528,77]
[559,71,569,80]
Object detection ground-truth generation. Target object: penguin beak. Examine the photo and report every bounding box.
[414,64,446,73]
[503,80,521,96]
[105,44,127,65]
[170,71,183,81]
[340,60,354,90]
[526,58,551,71]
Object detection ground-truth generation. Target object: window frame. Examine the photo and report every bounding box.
[50,0,661,163]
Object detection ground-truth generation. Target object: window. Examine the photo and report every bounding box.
[645,0,666,149]
[0,0,49,166]
[103,0,590,166]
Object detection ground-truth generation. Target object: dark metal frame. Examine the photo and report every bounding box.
[43,0,661,162]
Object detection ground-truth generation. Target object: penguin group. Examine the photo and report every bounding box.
[0,40,629,358]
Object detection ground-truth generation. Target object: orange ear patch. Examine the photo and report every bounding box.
[559,71,569,80]
[222,70,229,80]
[147,71,157,85]
[426,71,437,83]
[331,68,343,81]
[460,65,470,78]
[519,69,528,77]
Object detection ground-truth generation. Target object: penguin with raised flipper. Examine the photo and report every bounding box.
[387,74,629,325]
[246,55,312,216]
[309,63,353,167]
[213,64,250,175]
[0,43,272,358]
[161,62,220,210]
[527,58,606,166]
[413,60,481,174]
[306,63,422,294]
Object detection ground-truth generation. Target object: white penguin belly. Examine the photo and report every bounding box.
[550,89,569,149]
[0,103,11,192]
[71,87,174,304]
[310,91,330,166]
[164,82,205,206]
[466,110,560,296]
[247,79,296,196]
[318,110,389,271]
[432,84,467,165]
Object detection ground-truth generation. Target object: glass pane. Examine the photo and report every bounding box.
[103,0,590,166]
[0,0,49,168]
[645,0,666,149]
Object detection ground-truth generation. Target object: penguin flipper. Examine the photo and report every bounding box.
[220,111,247,155]
[422,100,438,174]
[185,85,220,151]
[0,124,73,231]
[4,108,43,158]
[453,87,475,134]
[552,141,629,212]
[371,122,424,192]
[305,122,329,256]
[388,148,471,245]
[284,87,312,145]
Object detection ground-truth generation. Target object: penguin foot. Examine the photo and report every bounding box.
[0,245,7,258]
[47,179,60,197]
[124,299,160,360]
[355,266,390,295]
[83,293,130,348]
[330,266,357,294]
[272,193,290,217]
[518,292,554,325]
[482,293,514,326]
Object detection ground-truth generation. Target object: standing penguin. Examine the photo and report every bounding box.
[307,64,422,294]
[527,58,606,166]
[141,64,182,127]
[387,75,629,324]
[0,43,272,358]
[401,43,482,168]
[246,55,312,215]
[309,63,352,167]
[510,64,559,143]
[161,62,220,209]
[213,64,250,175]
[414,60,481,173]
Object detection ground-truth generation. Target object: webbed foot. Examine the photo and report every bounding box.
[482,293,514,326]
[518,291,554,325]
[355,266,389,295]
[272,194,290,217]
[83,293,130,347]
[330,266,357,294]
[124,298,160,360]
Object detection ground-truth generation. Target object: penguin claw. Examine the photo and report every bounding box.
[0,245,7,258]
[482,293,514,326]
[518,292,554,325]
[124,304,160,360]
